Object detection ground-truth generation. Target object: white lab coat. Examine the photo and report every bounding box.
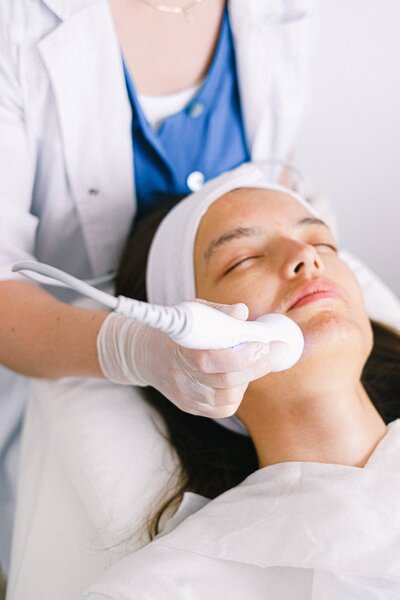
[0,0,316,572]
[0,0,314,282]
[83,419,400,600]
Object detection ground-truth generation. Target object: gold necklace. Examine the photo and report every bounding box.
[136,0,204,24]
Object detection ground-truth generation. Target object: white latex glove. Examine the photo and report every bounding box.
[97,300,281,418]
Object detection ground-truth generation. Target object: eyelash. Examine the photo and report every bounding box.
[315,243,338,253]
[223,244,338,276]
[224,256,260,275]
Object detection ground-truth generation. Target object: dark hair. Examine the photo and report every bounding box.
[117,203,400,538]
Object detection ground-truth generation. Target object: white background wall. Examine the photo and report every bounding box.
[295,0,400,296]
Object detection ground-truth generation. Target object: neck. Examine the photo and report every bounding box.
[242,382,387,469]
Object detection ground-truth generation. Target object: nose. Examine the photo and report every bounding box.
[281,241,324,280]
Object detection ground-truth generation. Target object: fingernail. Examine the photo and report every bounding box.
[233,303,249,320]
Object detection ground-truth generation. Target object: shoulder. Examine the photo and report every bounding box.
[84,493,212,600]
[83,542,214,600]
[0,0,102,43]
[229,0,317,27]
[0,1,56,44]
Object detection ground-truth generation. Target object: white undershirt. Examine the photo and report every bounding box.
[138,82,203,131]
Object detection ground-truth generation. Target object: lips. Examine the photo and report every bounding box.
[287,279,341,311]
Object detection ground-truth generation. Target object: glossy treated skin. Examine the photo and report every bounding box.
[194,189,386,468]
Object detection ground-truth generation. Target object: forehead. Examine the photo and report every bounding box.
[197,187,312,240]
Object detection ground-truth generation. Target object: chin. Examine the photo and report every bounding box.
[298,307,372,373]
[248,304,373,397]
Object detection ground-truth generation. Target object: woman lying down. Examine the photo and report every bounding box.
[84,163,400,600]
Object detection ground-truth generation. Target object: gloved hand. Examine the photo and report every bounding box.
[97,300,280,418]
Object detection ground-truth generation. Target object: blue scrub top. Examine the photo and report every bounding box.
[123,8,250,218]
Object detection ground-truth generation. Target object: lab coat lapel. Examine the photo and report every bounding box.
[41,0,95,20]
[155,421,400,580]
[228,0,275,158]
[37,1,134,276]
[229,0,315,162]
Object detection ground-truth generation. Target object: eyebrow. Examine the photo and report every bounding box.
[203,216,329,264]
[296,216,328,228]
[204,227,262,264]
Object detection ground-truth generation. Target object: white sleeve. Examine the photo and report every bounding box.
[340,250,400,332]
[0,39,38,281]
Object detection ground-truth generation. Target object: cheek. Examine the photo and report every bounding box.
[338,265,373,346]
[196,272,278,319]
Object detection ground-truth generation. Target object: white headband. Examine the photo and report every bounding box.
[146,162,319,435]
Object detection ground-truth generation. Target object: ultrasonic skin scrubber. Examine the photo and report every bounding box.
[12,261,304,372]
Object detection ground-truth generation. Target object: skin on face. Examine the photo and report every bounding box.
[193,188,387,468]
[194,188,373,401]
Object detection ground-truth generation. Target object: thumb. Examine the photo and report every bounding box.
[194,299,249,321]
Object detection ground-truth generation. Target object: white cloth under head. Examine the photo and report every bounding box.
[146,162,319,436]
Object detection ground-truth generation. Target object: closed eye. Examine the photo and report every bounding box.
[314,243,338,253]
[223,243,337,276]
[224,256,261,276]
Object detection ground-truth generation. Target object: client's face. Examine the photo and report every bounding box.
[194,188,373,394]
